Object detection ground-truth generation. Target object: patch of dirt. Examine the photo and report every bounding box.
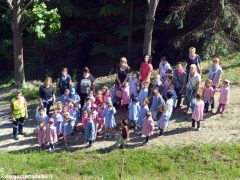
[0,87,239,152]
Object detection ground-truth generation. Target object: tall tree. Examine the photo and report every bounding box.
[6,0,60,87]
[143,0,159,56]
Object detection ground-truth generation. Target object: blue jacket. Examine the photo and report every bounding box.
[128,102,140,121]
[137,105,149,126]
[138,88,148,104]
[84,120,96,141]
[150,94,165,111]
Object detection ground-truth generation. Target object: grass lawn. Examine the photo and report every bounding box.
[0,143,240,179]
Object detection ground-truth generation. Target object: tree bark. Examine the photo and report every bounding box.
[12,0,25,88]
[127,0,133,62]
[143,0,159,56]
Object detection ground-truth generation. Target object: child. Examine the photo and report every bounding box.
[191,94,204,130]
[129,72,139,97]
[68,100,80,131]
[168,84,177,108]
[84,113,96,148]
[103,89,112,104]
[60,112,73,147]
[87,90,96,104]
[128,96,140,130]
[202,79,214,113]
[137,98,150,130]
[159,56,172,80]
[82,97,92,113]
[119,119,129,149]
[46,118,58,152]
[58,88,70,105]
[51,107,63,135]
[138,82,149,105]
[121,82,130,110]
[166,91,174,118]
[150,89,165,121]
[91,104,99,134]
[34,120,46,149]
[103,101,117,139]
[163,75,172,99]
[36,106,48,124]
[57,67,72,95]
[81,110,89,130]
[95,90,103,107]
[110,83,117,105]
[142,111,154,145]
[215,79,230,114]
[69,88,81,108]
[157,104,170,136]
[151,74,164,95]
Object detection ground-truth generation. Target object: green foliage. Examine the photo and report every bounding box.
[1,143,240,179]
[98,4,123,17]
[27,2,61,39]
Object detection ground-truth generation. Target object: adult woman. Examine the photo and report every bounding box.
[116,57,130,87]
[184,47,202,76]
[139,54,153,85]
[57,67,72,95]
[185,64,201,113]
[78,67,95,107]
[207,57,223,111]
[39,77,55,115]
[172,62,186,110]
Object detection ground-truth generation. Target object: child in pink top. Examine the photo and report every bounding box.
[103,89,112,104]
[34,120,46,149]
[215,79,230,114]
[91,104,99,134]
[121,82,130,110]
[46,118,58,152]
[191,94,204,131]
[142,111,154,145]
[82,110,88,130]
[202,79,214,113]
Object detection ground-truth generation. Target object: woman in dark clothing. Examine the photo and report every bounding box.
[116,57,130,87]
[39,77,55,115]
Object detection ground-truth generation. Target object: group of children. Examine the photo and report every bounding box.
[34,60,231,151]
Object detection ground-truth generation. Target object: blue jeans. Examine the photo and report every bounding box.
[185,88,196,111]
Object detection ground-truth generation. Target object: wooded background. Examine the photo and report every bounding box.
[0,0,239,83]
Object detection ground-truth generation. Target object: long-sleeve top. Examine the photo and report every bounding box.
[138,88,148,105]
[46,125,58,144]
[219,87,230,104]
[34,126,46,145]
[157,111,170,130]
[150,94,165,111]
[51,113,63,133]
[137,105,149,126]
[129,77,139,96]
[84,120,96,141]
[103,107,117,128]
[60,119,73,136]
[121,126,129,139]
[128,102,140,121]
[142,117,155,136]
[192,100,204,121]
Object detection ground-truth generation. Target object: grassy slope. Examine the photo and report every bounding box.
[0,143,240,179]
[0,53,240,179]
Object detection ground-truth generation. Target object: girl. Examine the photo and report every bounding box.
[150,89,165,121]
[159,56,172,80]
[103,89,112,104]
[84,113,96,148]
[202,80,214,113]
[68,100,80,131]
[138,82,149,105]
[60,112,73,147]
[163,75,172,99]
[58,88,70,105]
[166,91,174,119]
[119,119,129,149]
[139,54,153,85]
[46,118,58,152]
[103,101,117,139]
[142,111,154,145]
[51,107,63,135]
[128,72,139,97]
[81,110,89,130]
[137,98,150,130]
[82,97,92,113]
[69,88,81,108]
[208,57,223,89]
[34,120,46,149]
[57,67,72,95]
[151,74,164,95]
[191,94,204,131]
[36,106,48,124]
[128,96,140,130]
[110,83,117,105]
[121,82,130,110]
[87,90,95,104]
[95,90,103,108]
[91,104,99,135]
[168,84,177,108]
[215,79,230,114]
[157,104,170,136]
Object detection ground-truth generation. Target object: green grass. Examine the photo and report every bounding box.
[202,52,240,85]
[0,143,240,179]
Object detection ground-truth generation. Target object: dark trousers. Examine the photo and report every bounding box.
[88,140,93,147]
[145,136,149,143]
[12,117,25,137]
[80,93,88,108]
[43,101,53,116]
[159,129,164,136]
[204,102,214,113]
[192,119,200,128]
[175,88,182,108]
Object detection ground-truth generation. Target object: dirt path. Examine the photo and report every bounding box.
[0,87,239,152]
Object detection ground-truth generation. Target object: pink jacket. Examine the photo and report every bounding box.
[219,87,230,104]
[192,100,204,121]
[142,117,155,136]
[82,115,88,129]
[46,125,58,144]
[121,87,130,105]
[35,126,46,145]
[103,96,112,103]
[203,86,214,98]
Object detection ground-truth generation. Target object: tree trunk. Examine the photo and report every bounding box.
[12,0,25,88]
[143,0,159,56]
[127,0,133,62]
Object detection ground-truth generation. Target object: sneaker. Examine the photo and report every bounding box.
[197,128,201,131]
[14,136,19,140]
[48,147,53,153]
[187,109,192,114]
